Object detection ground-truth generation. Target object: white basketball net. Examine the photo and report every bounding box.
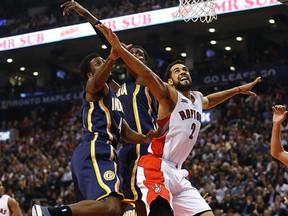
[174,0,217,23]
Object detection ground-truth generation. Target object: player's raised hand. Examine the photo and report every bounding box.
[237,76,261,97]
[61,0,87,17]
[272,105,287,125]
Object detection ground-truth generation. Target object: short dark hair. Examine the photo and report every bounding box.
[131,45,149,65]
[165,60,185,80]
[79,53,101,79]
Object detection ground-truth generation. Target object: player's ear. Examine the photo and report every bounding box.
[168,78,173,85]
[86,72,93,79]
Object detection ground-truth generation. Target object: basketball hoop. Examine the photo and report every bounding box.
[174,0,217,23]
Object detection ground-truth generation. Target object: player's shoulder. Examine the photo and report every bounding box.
[1,194,10,199]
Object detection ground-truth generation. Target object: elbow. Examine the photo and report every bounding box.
[270,149,279,160]
[270,147,276,157]
[270,152,277,159]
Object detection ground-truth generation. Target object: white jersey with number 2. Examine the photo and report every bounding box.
[148,90,202,166]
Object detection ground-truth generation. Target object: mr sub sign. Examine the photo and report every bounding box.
[0,0,281,51]
[0,32,45,50]
[215,0,280,13]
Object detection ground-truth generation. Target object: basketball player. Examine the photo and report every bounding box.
[61,2,158,215]
[116,45,158,216]
[32,49,156,216]
[96,23,261,216]
[0,180,23,216]
[270,105,288,165]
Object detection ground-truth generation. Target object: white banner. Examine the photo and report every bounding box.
[0,0,281,51]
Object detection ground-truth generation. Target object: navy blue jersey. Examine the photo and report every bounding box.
[116,80,158,201]
[71,88,125,201]
[82,88,124,148]
[116,80,158,143]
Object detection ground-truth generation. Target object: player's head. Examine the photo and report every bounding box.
[130,45,148,64]
[126,45,149,80]
[165,60,192,91]
[79,53,105,80]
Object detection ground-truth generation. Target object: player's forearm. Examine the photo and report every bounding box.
[118,46,151,78]
[270,123,284,157]
[270,123,288,165]
[75,5,110,48]
[121,121,147,144]
[91,57,115,88]
[93,22,111,49]
[205,87,239,109]
[122,130,147,144]
[85,12,98,26]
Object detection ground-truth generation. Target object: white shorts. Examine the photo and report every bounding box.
[137,154,211,216]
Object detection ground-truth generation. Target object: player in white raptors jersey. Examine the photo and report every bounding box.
[0,181,22,216]
[147,90,202,165]
[96,24,261,216]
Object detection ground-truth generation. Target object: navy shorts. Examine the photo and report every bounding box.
[71,136,123,201]
[118,143,149,201]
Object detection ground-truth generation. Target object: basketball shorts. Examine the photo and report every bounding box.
[137,154,211,215]
[71,136,123,201]
[119,143,149,201]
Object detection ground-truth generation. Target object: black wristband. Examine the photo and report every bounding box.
[92,20,111,49]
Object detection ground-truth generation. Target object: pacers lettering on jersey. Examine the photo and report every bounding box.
[178,109,201,122]
[116,83,128,97]
[112,97,123,112]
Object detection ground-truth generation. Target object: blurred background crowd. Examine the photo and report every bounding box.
[1,77,288,216]
[1,1,288,216]
[1,0,288,99]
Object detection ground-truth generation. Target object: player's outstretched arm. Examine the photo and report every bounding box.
[121,119,157,144]
[61,0,98,24]
[95,24,171,105]
[86,54,117,96]
[61,1,111,48]
[202,77,261,110]
[270,105,288,165]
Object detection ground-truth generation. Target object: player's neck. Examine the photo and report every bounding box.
[179,90,194,102]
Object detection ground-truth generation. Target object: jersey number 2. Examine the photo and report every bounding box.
[189,123,196,139]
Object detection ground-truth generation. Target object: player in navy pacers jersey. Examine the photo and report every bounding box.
[116,45,158,216]
[60,2,158,215]
[32,50,156,216]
